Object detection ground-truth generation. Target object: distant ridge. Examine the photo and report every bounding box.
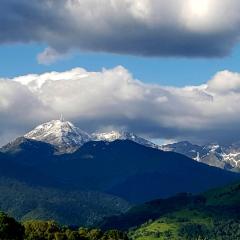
[161,141,240,172]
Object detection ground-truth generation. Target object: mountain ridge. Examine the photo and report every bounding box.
[22,119,159,154]
[1,137,239,203]
[15,119,240,174]
[161,141,240,172]
[92,131,158,149]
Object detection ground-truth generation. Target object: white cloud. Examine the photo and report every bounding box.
[207,70,240,94]
[2,0,240,60]
[1,66,240,145]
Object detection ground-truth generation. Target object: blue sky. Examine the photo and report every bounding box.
[1,43,240,87]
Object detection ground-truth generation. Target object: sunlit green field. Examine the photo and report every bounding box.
[129,209,213,240]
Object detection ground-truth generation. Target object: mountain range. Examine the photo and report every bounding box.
[161,141,240,172]
[0,119,239,225]
[23,119,157,154]
[22,119,240,172]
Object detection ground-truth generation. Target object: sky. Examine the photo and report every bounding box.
[2,43,240,87]
[2,0,240,145]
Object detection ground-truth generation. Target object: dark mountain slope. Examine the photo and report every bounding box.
[0,150,61,188]
[60,140,240,202]
[1,137,55,166]
[1,139,240,203]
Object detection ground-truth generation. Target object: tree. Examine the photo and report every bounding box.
[0,212,24,240]
[54,232,67,240]
[87,229,103,240]
[101,230,129,240]
[65,229,81,240]
[78,227,89,239]
[179,223,210,240]
[24,220,61,240]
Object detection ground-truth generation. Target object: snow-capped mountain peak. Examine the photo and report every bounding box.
[92,130,158,149]
[25,119,91,153]
[24,120,159,153]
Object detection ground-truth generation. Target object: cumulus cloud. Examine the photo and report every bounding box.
[1,66,240,145]
[207,71,240,94]
[1,0,240,61]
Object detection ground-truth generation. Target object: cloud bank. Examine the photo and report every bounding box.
[1,66,240,145]
[2,0,240,62]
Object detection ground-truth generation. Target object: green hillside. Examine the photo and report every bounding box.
[129,210,213,240]
[129,209,240,240]
[100,181,240,239]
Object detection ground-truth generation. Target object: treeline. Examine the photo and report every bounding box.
[0,212,128,240]
[179,220,240,240]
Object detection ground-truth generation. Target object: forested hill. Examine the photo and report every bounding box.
[100,181,240,231]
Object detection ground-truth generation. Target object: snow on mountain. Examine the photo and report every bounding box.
[13,118,240,171]
[160,141,240,172]
[24,120,159,154]
[92,130,158,149]
[24,119,91,153]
